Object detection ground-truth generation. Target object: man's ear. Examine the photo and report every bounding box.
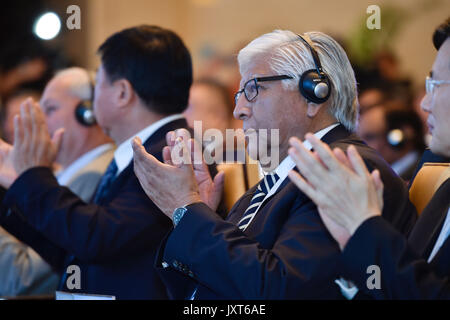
[114,79,134,108]
[306,102,322,118]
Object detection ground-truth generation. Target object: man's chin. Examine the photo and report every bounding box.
[430,140,450,158]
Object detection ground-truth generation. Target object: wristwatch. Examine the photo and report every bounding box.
[173,206,188,227]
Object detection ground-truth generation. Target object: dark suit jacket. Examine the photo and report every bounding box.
[156,125,417,299]
[339,178,450,299]
[0,118,189,300]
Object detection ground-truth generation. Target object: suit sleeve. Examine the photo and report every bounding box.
[160,200,342,299]
[339,216,450,299]
[0,227,59,297]
[2,167,171,264]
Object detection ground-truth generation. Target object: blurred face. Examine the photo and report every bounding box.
[40,77,87,157]
[421,39,450,157]
[233,54,308,167]
[184,84,231,133]
[358,106,399,164]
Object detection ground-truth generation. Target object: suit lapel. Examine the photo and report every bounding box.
[321,124,356,145]
[99,118,188,204]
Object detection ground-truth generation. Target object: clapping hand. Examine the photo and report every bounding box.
[288,133,384,249]
[0,98,64,188]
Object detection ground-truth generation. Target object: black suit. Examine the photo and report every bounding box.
[156,125,417,299]
[0,119,189,299]
[339,178,450,299]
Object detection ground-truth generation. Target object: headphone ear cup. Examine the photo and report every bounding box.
[75,102,96,127]
[299,69,331,104]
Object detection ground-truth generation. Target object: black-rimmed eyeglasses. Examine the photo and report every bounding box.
[234,75,293,105]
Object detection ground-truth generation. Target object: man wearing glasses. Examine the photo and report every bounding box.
[131,30,417,299]
[288,18,450,299]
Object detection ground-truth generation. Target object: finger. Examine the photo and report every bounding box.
[371,169,384,206]
[162,146,173,165]
[20,100,32,146]
[288,144,323,188]
[347,145,370,178]
[289,136,326,172]
[288,170,319,203]
[13,115,24,149]
[166,131,176,148]
[333,147,353,172]
[30,101,39,148]
[305,133,341,172]
[190,138,207,171]
[213,171,225,191]
[172,136,192,168]
[174,128,192,142]
[30,101,49,154]
[51,128,65,154]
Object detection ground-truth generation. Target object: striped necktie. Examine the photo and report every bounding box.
[237,172,280,230]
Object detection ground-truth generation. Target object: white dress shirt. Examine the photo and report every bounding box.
[114,114,185,176]
[56,143,115,186]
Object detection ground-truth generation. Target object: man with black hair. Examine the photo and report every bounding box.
[0,25,193,299]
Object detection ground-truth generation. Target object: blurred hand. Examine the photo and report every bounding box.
[288,133,384,249]
[0,139,17,188]
[0,98,64,189]
[13,98,64,177]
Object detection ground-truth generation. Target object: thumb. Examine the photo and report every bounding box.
[51,128,65,153]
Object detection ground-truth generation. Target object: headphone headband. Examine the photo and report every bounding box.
[295,33,331,104]
[296,34,325,77]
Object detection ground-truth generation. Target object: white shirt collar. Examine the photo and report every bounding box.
[56,143,115,186]
[242,123,341,232]
[391,151,420,177]
[114,114,185,175]
[258,122,341,180]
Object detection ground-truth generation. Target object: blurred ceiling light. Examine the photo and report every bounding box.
[34,12,61,40]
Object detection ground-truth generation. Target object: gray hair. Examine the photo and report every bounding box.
[54,67,94,101]
[237,30,359,131]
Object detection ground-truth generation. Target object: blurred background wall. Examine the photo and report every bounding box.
[1,0,449,93]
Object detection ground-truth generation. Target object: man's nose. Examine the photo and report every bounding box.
[420,92,432,114]
[233,96,251,121]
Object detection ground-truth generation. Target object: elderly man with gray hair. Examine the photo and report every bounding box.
[0,67,114,297]
[131,30,417,299]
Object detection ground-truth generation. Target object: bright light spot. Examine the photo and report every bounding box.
[34,12,61,40]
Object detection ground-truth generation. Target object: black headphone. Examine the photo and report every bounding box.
[296,34,331,104]
[75,71,96,127]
